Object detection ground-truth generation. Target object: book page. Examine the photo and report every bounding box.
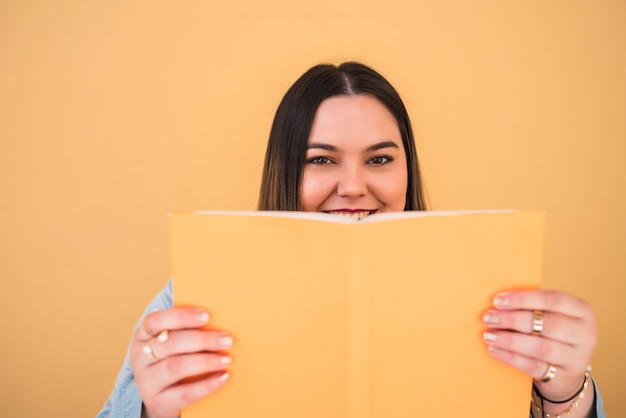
[172,214,354,417]
[366,211,543,417]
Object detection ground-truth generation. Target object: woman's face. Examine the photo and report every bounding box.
[301,94,408,219]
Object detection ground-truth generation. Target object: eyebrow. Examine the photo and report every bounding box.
[307,141,400,152]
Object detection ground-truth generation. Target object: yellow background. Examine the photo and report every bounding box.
[0,1,623,416]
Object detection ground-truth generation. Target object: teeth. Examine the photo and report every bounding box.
[328,211,371,220]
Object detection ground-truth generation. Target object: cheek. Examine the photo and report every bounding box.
[393,177,409,210]
[374,167,408,211]
[300,170,335,212]
[381,178,408,210]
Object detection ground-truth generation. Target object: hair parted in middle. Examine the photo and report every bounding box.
[258,61,426,212]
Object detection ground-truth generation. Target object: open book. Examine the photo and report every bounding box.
[170,210,544,418]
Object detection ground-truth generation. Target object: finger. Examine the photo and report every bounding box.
[485,345,555,381]
[482,309,587,345]
[148,329,234,360]
[492,290,592,319]
[149,352,232,389]
[488,344,592,404]
[137,307,210,341]
[482,330,581,370]
[144,371,230,418]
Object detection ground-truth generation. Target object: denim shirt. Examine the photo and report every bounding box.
[97,280,607,418]
[97,280,174,418]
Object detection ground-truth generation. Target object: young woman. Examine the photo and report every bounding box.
[98,62,605,418]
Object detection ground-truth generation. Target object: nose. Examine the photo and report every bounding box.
[336,164,367,197]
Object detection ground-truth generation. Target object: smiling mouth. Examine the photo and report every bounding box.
[326,210,377,220]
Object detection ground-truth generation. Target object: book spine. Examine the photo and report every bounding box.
[346,227,373,418]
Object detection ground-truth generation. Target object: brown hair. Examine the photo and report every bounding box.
[258,62,426,211]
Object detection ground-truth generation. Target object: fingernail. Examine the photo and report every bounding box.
[195,309,209,324]
[487,345,501,355]
[219,334,233,348]
[483,312,499,325]
[219,372,230,382]
[220,355,232,366]
[483,331,497,342]
[493,293,509,307]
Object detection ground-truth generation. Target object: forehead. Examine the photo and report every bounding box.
[308,94,400,144]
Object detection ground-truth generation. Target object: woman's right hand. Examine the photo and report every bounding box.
[129,307,233,418]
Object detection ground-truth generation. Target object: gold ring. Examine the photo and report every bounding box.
[157,329,169,343]
[143,343,156,360]
[532,310,544,336]
[536,364,557,383]
[143,342,163,361]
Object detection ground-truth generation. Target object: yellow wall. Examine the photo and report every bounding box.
[1,1,624,416]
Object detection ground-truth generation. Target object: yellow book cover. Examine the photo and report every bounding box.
[170,210,545,418]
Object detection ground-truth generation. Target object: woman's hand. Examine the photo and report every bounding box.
[129,307,233,418]
[482,290,597,409]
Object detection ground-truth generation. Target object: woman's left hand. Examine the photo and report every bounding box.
[482,289,597,402]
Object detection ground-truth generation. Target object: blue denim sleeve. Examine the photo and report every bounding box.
[96,280,174,418]
[594,382,606,418]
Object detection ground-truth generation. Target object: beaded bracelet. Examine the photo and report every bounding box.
[531,370,591,418]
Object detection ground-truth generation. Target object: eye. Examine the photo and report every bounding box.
[307,156,334,165]
[368,155,393,165]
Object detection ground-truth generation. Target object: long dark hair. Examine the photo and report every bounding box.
[258,62,426,211]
